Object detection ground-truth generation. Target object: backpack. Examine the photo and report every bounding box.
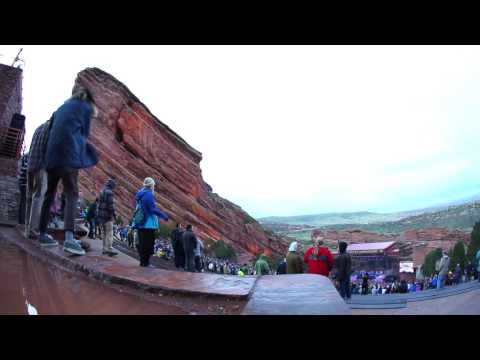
[132,202,146,227]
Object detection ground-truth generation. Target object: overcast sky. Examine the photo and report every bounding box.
[1,45,480,218]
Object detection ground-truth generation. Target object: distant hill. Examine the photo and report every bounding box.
[258,193,480,228]
[317,202,480,234]
[258,212,405,227]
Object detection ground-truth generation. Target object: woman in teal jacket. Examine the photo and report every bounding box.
[134,177,169,267]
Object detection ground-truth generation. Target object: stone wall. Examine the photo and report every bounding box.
[0,64,22,128]
[0,174,19,223]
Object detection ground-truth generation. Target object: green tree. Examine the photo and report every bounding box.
[450,240,467,271]
[210,240,237,260]
[467,221,480,262]
[422,248,443,277]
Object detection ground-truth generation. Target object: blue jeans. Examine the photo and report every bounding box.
[437,275,445,289]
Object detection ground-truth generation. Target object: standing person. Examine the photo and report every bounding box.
[362,273,369,295]
[453,263,462,285]
[18,153,28,224]
[286,241,303,274]
[37,87,99,254]
[134,177,169,267]
[476,249,480,282]
[303,238,334,277]
[86,198,98,239]
[334,241,352,301]
[25,118,51,239]
[170,223,185,269]
[437,251,450,290]
[255,254,271,276]
[96,179,118,257]
[182,224,198,272]
[127,226,134,248]
[194,237,204,272]
[276,258,287,275]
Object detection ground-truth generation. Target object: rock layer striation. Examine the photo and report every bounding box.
[74,68,288,259]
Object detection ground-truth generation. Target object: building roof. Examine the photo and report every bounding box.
[347,241,396,253]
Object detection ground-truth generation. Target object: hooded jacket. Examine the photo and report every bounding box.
[255,254,271,276]
[304,246,334,277]
[97,180,116,224]
[438,254,450,276]
[286,251,303,274]
[44,99,99,170]
[334,242,351,282]
[134,187,169,229]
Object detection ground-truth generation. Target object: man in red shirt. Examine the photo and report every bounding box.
[304,237,334,277]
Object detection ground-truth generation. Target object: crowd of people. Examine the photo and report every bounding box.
[18,85,480,301]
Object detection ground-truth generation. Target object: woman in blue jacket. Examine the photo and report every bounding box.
[134,177,169,267]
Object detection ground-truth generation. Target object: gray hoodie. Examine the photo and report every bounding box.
[194,238,204,257]
[438,254,450,276]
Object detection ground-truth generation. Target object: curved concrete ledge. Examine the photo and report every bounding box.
[0,226,256,300]
[242,274,351,315]
[1,225,352,314]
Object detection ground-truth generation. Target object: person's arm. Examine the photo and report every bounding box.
[327,250,334,271]
[304,249,310,264]
[144,192,169,220]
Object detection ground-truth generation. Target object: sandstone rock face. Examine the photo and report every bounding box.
[74,68,288,259]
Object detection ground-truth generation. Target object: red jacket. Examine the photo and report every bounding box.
[304,246,334,276]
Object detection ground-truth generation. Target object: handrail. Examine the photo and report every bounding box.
[0,126,24,159]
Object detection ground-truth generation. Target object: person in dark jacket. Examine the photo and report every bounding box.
[18,153,28,225]
[276,258,287,275]
[86,198,98,239]
[286,241,303,274]
[97,179,118,257]
[38,87,99,255]
[334,241,352,301]
[171,223,185,269]
[361,273,369,295]
[182,224,198,272]
[133,177,169,267]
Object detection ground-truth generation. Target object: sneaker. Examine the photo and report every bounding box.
[39,234,58,247]
[63,239,86,256]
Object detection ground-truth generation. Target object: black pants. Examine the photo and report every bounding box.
[339,279,351,300]
[184,250,195,272]
[39,168,79,233]
[174,251,185,269]
[137,228,155,266]
[195,256,202,272]
[87,218,95,238]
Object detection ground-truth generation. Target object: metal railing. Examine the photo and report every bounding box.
[0,126,24,159]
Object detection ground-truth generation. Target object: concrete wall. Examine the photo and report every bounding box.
[0,63,22,128]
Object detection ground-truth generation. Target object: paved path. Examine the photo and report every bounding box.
[352,287,480,315]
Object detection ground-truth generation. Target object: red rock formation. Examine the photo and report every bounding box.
[74,68,288,259]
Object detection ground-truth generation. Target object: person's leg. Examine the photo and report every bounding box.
[106,221,115,253]
[346,280,351,300]
[25,171,34,235]
[339,279,346,299]
[38,170,61,234]
[101,223,107,252]
[61,169,78,234]
[29,169,48,236]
